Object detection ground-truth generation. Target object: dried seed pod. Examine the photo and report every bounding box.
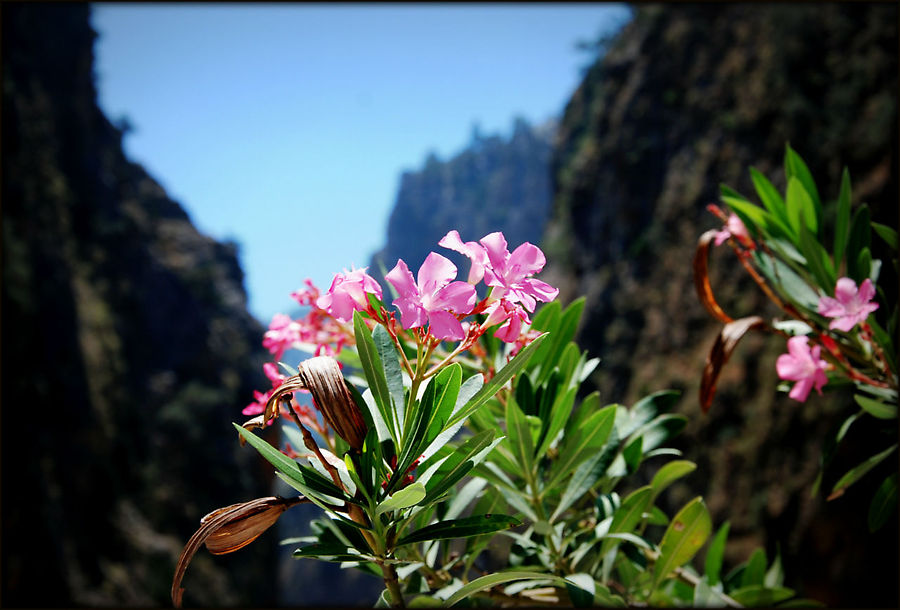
[263,356,368,450]
[171,496,305,607]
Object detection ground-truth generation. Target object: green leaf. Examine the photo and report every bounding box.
[629,413,688,454]
[234,424,355,504]
[786,177,818,238]
[448,333,548,427]
[742,548,767,587]
[552,440,618,521]
[765,546,784,588]
[354,311,397,442]
[600,486,653,560]
[829,444,897,500]
[505,398,535,473]
[784,144,822,231]
[854,394,897,420]
[442,571,552,607]
[292,542,371,562]
[846,204,871,283]
[423,430,495,503]
[833,168,852,267]
[652,497,712,589]
[546,404,617,490]
[650,460,697,500]
[564,573,596,607]
[373,324,406,434]
[722,195,776,240]
[396,514,520,547]
[798,222,835,290]
[623,436,643,473]
[704,521,729,586]
[749,166,789,227]
[376,481,427,516]
[868,473,898,533]
[729,585,795,606]
[872,221,899,250]
[537,297,585,384]
[535,386,577,459]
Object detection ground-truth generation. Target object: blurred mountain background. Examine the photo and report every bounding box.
[2,2,896,607]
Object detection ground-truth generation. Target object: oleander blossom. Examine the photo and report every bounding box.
[438,230,489,284]
[776,335,829,402]
[713,213,754,249]
[477,232,559,311]
[483,299,531,343]
[385,253,476,341]
[817,277,879,332]
[263,313,304,361]
[316,268,383,323]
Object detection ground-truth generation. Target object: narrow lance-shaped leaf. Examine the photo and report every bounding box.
[376,481,427,516]
[652,496,712,589]
[828,444,897,501]
[353,311,397,443]
[395,514,520,547]
[448,333,548,427]
[868,473,898,533]
[704,521,730,586]
[373,324,406,438]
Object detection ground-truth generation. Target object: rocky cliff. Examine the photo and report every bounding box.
[370,118,554,281]
[2,4,277,606]
[542,3,897,605]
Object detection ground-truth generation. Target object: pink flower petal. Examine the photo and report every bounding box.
[432,281,477,314]
[385,259,419,299]
[480,232,510,271]
[439,230,487,283]
[834,277,859,305]
[858,278,876,304]
[417,252,458,295]
[427,309,466,341]
[507,242,546,276]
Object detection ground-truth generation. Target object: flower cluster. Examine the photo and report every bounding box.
[245,230,559,443]
[774,276,880,402]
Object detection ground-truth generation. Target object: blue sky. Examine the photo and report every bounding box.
[91,3,631,324]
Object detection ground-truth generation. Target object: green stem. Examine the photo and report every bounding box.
[380,561,405,608]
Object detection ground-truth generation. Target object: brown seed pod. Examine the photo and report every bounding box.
[171,496,305,607]
[262,356,368,450]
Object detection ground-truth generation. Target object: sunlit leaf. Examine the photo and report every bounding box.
[652,497,712,589]
[448,333,547,426]
[704,520,729,586]
[376,482,427,516]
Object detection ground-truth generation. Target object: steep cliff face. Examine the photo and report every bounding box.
[2,4,277,606]
[543,3,897,605]
[370,118,554,281]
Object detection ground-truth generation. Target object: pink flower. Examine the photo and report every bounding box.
[479,232,558,312]
[385,253,477,341]
[242,389,272,416]
[817,277,879,332]
[776,336,829,402]
[438,230,489,284]
[263,362,286,388]
[713,213,754,249]
[263,313,304,361]
[483,299,530,343]
[316,268,383,322]
[290,278,321,307]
